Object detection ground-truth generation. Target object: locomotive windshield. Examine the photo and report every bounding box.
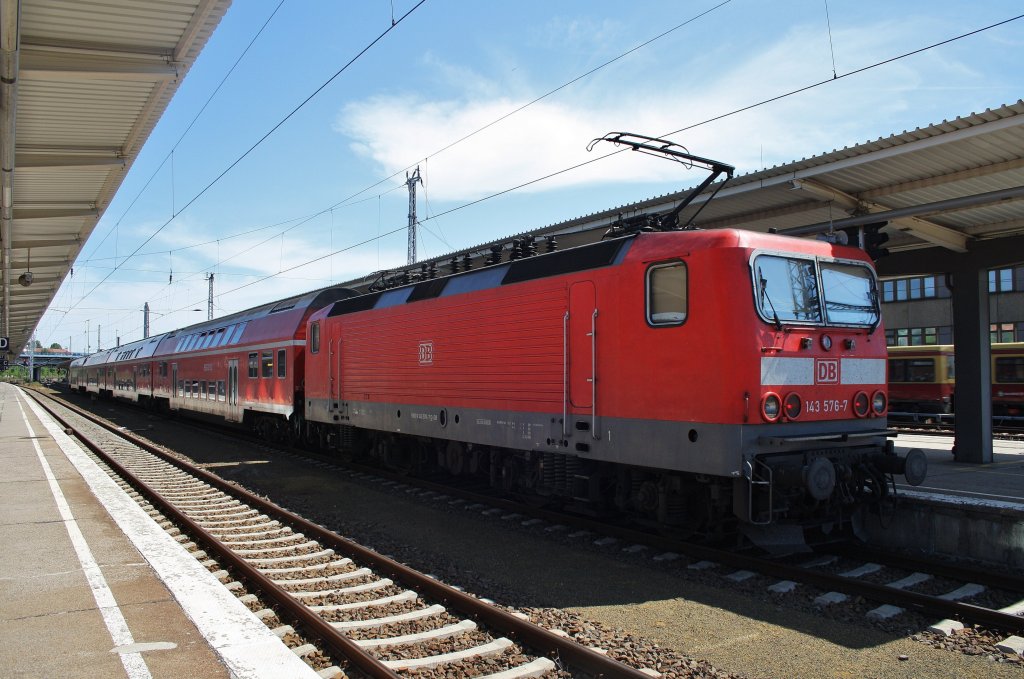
[753,254,879,327]
[820,261,879,326]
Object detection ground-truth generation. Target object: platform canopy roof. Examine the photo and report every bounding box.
[1,0,231,355]
[350,100,1024,290]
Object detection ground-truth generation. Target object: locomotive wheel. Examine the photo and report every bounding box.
[443,440,467,476]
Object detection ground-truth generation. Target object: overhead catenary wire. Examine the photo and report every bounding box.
[81,0,290,264]
[56,11,1024,343]
[76,1,732,269]
[68,0,429,314]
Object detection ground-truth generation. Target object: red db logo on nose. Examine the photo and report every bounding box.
[815,359,839,384]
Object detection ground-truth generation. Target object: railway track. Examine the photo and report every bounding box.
[39,387,1024,661]
[25,388,660,679]
[323,458,1024,633]
[888,413,1024,439]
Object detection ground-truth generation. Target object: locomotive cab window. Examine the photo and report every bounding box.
[752,254,879,327]
[646,261,687,326]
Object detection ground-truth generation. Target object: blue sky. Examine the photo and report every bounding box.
[37,0,1023,351]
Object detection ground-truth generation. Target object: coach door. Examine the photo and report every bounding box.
[228,359,239,409]
[568,282,598,438]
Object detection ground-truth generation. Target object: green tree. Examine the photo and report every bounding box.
[49,342,63,350]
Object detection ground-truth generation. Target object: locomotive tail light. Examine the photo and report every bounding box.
[783,392,802,419]
[852,391,870,418]
[761,393,782,422]
[871,390,887,415]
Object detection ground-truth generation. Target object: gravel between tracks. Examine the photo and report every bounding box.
[59,392,1024,679]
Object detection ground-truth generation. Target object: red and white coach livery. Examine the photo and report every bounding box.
[301,229,925,533]
[70,287,356,439]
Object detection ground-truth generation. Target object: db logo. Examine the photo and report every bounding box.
[418,341,434,366]
[815,358,839,384]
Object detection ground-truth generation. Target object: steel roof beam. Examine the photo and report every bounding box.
[19,46,179,80]
[11,238,81,249]
[13,207,98,219]
[788,177,970,252]
[16,152,124,169]
[860,157,1024,200]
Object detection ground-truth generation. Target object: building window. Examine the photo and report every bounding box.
[880,275,948,303]
[248,352,258,378]
[277,349,286,378]
[989,265,1024,293]
[885,325,951,346]
[991,323,1017,343]
[261,350,274,378]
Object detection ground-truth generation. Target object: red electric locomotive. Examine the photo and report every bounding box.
[301,228,926,533]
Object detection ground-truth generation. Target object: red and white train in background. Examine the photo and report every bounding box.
[70,228,926,535]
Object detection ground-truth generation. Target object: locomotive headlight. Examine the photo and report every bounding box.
[853,391,870,418]
[871,390,887,415]
[784,392,802,419]
[761,393,782,422]
[820,334,833,351]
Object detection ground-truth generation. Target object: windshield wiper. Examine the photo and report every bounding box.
[758,267,783,331]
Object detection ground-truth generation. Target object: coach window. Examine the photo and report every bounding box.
[200,380,207,398]
[310,321,320,354]
[646,261,687,326]
[261,350,274,378]
[248,352,258,378]
[277,349,286,378]
[996,357,1024,384]
[217,380,226,401]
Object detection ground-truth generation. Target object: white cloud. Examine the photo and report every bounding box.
[334,20,976,202]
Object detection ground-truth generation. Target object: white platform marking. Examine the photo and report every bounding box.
[20,392,319,679]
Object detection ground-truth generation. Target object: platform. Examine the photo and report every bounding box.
[893,433,1024,510]
[0,383,318,678]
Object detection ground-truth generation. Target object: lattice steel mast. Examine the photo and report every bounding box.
[406,166,422,265]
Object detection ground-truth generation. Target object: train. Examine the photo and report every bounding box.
[887,342,1024,416]
[69,227,926,537]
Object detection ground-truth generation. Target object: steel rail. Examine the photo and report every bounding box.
[27,390,402,679]
[301,448,1024,634]
[823,543,1024,595]
[44,386,1024,633]
[29,388,657,679]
